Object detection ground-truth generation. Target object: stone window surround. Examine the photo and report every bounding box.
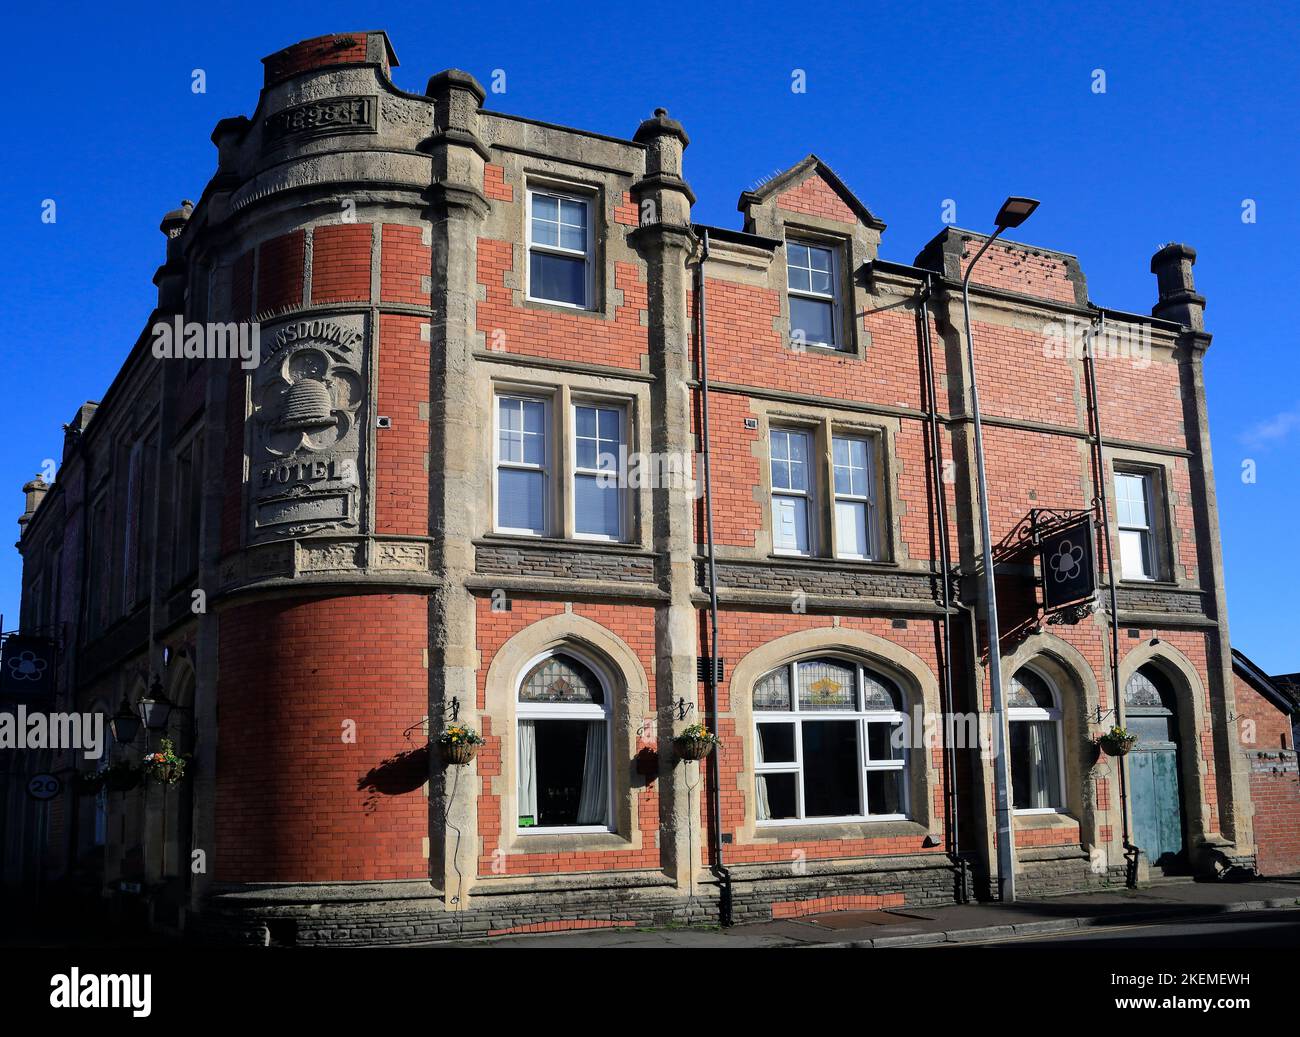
[752,656,911,824]
[761,190,880,359]
[169,426,205,593]
[751,399,902,565]
[515,645,614,835]
[478,611,651,859]
[524,181,597,312]
[1006,663,1068,816]
[506,164,626,323]
[781,223,858,357]
[480,366,653,551]
[726,626,942,847]
[85,490,112,638]
[997,633,1109,857]
[1104,447,1184,588]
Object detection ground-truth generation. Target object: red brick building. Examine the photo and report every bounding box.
[1231,651,1300,877]
[4,30,1282,943]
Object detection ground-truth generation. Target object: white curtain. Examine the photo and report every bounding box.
[575,721,608,825]
[1027,721,1061,809]
[755,726,771,820]
[517,720,538,823]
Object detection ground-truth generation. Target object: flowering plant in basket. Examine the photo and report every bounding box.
[439,723,485,765]
[141,739,187,784]
[674,723,721,761]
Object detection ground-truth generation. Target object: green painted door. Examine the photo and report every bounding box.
[1130,743,1184,867]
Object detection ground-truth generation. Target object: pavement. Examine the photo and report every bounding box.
[953,908,1300,948]
[458,876,1300,948]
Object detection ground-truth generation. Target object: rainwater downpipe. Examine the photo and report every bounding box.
[918,274,966,901]
[1082,314,1138,885]
[696,228,732,923]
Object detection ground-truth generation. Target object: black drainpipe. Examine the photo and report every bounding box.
[696,229,732,924]
[918,274,966,901]
[1082,313,1138,886]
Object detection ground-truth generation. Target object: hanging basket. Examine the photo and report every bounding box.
[1098,731,1139,757]
[442,741,480,766]
[144,760,186,785]
[141,739,188,785]
[104,765,142,792]
[73,771,105,796]
[674,736,716,762]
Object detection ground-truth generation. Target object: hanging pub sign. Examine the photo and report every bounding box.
[1039,517,1097,612]
[0,635,57,700]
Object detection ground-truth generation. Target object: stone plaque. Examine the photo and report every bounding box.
[263,96,378,150]
[249,314,368,542]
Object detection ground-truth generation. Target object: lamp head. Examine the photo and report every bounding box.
[995,196,1040,229]
[110,700,141,745]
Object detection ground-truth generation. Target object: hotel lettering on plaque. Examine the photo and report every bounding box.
[248,314,368,541]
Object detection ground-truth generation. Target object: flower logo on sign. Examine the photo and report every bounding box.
[1049,539,1084,583]
[7,650,47,681]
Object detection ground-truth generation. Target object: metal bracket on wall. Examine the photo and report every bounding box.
[1026,506,1096,547]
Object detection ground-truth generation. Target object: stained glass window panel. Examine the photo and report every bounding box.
[1008,668,1054,709]
[797,659,856,711]
[520,655,603,704]
[753,667,792,711]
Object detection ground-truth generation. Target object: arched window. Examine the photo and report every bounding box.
[1125,665,1177,744]
[753,657,906,823]
[517,652,611,832]
[1007,666,1064,812]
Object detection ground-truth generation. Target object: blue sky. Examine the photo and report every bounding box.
[2,1,1296,670]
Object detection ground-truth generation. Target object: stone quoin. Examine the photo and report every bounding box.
[7,29,1291,945]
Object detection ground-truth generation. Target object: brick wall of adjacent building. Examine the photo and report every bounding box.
[1233,672,1299,875]
[1246,750,1300,876]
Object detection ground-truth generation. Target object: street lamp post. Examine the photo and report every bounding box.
[961,196,1039,903]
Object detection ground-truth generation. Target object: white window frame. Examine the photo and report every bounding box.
[494,394,550,536]
[1115,470,1156,581]
[786,239,842,349]
[1007,666,1067,816]
[831,433,878,560]
[570,399,626,543]
[770,427,814,556]
[526,187,594,310]
[516,649,615,836]
[753,658,909,826]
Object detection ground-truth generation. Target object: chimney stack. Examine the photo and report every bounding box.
[18,475,48,536]
[1150,243,1205,331]
[154,199,193,310]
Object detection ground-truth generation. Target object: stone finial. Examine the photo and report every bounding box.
[211,116,250,174]
[155,201,193,311]
[633,107,689,180]
[18,474,49,532]
[1150,243,1206,331]
[423,69,489,166]
[160,200,194,239]
[426,68,486,107]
